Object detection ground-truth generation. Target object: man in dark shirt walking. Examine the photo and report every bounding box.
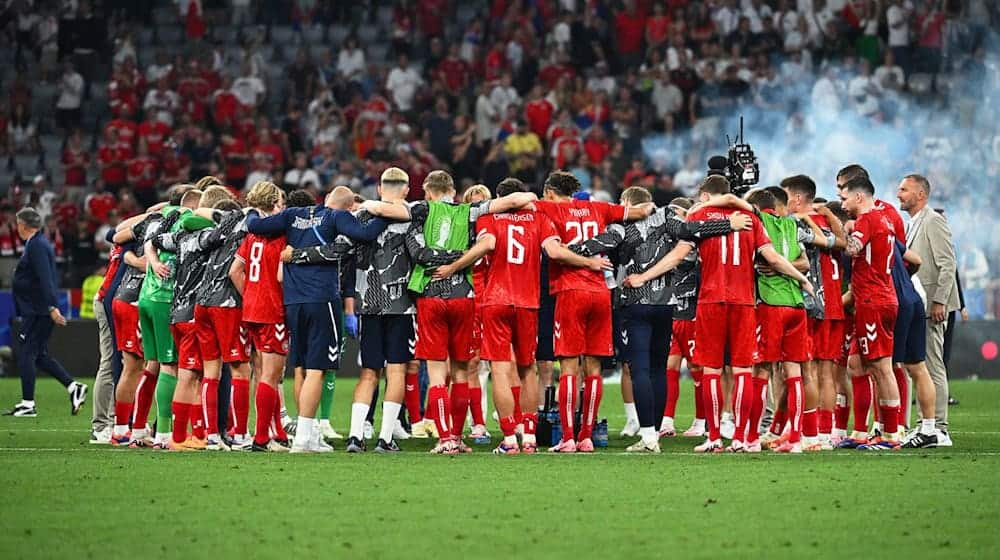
[4,208,87,417]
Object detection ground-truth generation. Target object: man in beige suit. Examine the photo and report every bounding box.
[898,174,958,446]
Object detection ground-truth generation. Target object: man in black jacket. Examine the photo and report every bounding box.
[4,208,86,417]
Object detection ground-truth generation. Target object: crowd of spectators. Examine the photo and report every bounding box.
[0,0,997,315]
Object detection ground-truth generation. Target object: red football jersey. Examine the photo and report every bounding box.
[477,211,559,309]
[849,209,898,306]
[236,233,286,324]
[534,199,626,294]
[686,206,771,305]
[811,213,846,320]
[874,198,906,241]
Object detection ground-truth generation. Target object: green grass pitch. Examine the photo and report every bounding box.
[1,377,998,559]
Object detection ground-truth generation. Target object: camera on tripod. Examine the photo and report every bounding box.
[707,116,759,197]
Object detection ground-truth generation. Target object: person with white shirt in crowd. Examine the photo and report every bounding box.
[55,62,85,131]
[886,0,914,71]
[673,154,703,195]
[652,73,683,124]
[742,0,773,33]
[587,61,617,98]
[337,36,366,84]
[475,82,499,146]
[144,77,180,127]
[489,73,521,117]
[849,59,881,117]
[283,152,321,191]
[385,54,423,113]
[874,50,906,92]
[232,63,267,109]
[714,0,741,36]
[146,51,173,83]
[811,64,843,117]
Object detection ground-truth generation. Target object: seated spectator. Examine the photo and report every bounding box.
[337,36,366,85]
[7,103,40,156]
[232,63,267,110]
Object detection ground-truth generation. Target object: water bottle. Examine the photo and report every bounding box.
[593,419,609,448]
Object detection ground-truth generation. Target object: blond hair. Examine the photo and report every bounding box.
[246,181,284,211]
[180,189,204,209]
[199,185,235,209]
[463,184,491,203]
[423,170,455,197]
[620,186,652,206]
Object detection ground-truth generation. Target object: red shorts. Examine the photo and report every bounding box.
[171,322,203,371]
[853,304,897,361]
[194,305,249,363]
[414,297,475,362]
[480,305,538,367]
[553,289,613,358]
[470,305,483,352]
[693,302,757,368]
[244,321,289,355]
[669,319,697,361]
[837,313,854,367]
[112,299,143,357]
[757,304,810,363]
[809,318,847,362]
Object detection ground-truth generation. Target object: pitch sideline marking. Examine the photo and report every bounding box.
[1,447,999,456]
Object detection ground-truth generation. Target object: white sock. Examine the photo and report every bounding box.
[503,434,517,446]
[379,401,402,442]
[67,382,77,393]
[920,418,936,435]
[349,402,369,439]
[692,418,705,428]
[293,416,315,448]
[113,424,129,436]
[20,399,35,407]
[154,432,170,444]
[661,416,675,431]
[318,418,331,429]
[833,428,847,437]
[522,433,536,445]
[624,402,638,424]
[721,411,734,423]
[639,426,657,445]
[873,421,883,433]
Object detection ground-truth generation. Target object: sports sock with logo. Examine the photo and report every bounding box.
[469,386,485,426]
[319,370,336,421]
[850,375,872,433]
[691,368,705,420]
[732,372,754,443]
[404,373,422,423]
[511,385,523,424]
[578,375,603,441]
[785,377,803,444]
[171,401,190,444]
[131,369,158,430]
[450,382,470,436]
[558,375,577,442]
[702,373,723,441]
[201,378,220,435]
[254,382,278,445]
[427,385,451,439]
[154,372,177,435]
[893,366,908,428]
[746,377,768,443]
[665,368,680,419]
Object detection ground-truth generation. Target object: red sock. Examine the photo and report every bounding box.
[511,385,523,424]
[732,372,754,443]
[818,408,834,435]
[499,414,518,438]
[253,383,276,445]
[191,404,206,440]
[880,401,899,435]
[665,368,680,418]
[746,377,768,443]
[114,400,133,427]
[450,382,470,436]
[404,373,422,423]
[893,366,908,428]
[850,375,872,433]
[131,370,157,429]
[231,378,250,435]
[171,401,190,444]
[703,373,722,441]
[201,378,220,435]
[578,375,603,441]
[428,384,452,439]
[469,386,485,426]
[558,375,577,442]
[271,394,288,440]
[834,394,850,431]
[769,409,787,436]
[785,377,803,444]
[802,408,818,438]
[691,368,705,419]
[522,412,538,435]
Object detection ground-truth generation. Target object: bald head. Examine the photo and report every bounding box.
[325,186,356,210]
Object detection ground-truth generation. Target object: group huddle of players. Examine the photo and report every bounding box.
[95,160,943,454]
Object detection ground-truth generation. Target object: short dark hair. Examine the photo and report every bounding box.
[167,184,195,206]
[747,189,777,211]
[836,164,869,184]
[764,186,788,206]
[781,174,817,201]
[287,189,316,207]
[543,171,580,197]
[213,199,242,213]
[16,207,42,229]
[496,177,526,197]
[699,175,731,196]
[843,176,875,197]
[904,173,931,196]
[825,200,849,222]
